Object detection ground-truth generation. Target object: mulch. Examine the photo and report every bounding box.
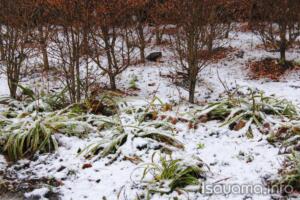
[247,58,300,80]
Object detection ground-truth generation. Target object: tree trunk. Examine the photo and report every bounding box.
[70,65,76,103]
[76,63,81,102]
[208,25,215,52]
[155,26,162,45]
[188,61,198,104]
[42,44,49,71]
[109,75,117,90]
[8,80,17,99]
[137,23,145,63]
[38,26,49,71]
[279,24,287,65]
[280,45,286,64]
[207,38,213,52]
[188,78,196,104]
[225,23,231,39]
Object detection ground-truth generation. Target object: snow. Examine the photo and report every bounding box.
[1,29,300,200]
[0,75,9,96]
[24,188,50,200]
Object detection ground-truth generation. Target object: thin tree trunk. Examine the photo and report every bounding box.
[207,38,213,52]
[41,44,49,71]
[280,45,286,64]
[208,25,215,52]
[8,78,17,99]
[155,26,162,45]
[279,24,287,65]
[188,77,196,104]
[76,62,81,102]
[225,23,231,39]
[109,75,117,90]
[138,23,145,63]
[38,26,49,71]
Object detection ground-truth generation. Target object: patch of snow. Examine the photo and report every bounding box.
[24,187,50,200]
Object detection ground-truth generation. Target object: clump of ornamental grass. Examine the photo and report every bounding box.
[267,122,300,153]
[0,90,123,161]
[1,108,98,161]
[82,118,183,159]
[0,115,11,128]
[129,75,139,90]
[4,119,58,161]
[18,84,69,112]
[24,88,68,112]
[81,97,182,159]
[273,152,300,193]
[130,96,173,122]
[0,85,68,113]
[138,154,206,194]
[193,88,298,134]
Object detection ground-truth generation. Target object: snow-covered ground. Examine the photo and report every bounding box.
[1,30,300,200]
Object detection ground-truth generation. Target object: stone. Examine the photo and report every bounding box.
[146,52,162,62]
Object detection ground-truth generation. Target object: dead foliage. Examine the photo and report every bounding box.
[255,42,278,51]
[256,41,300,51]
[247,58,300,80]
[235,22,252,33]
[206,47,236,63]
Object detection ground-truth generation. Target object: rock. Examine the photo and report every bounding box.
[146,52,162,62]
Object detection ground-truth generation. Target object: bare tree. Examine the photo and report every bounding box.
[250,0,300,66]
[29,1,52,71]
[132,0,152,63]
[162,0,219,103]
[89,1,136,90]
[48,0,93,103]
[0,0,33,98]
[206,0,234,52]
[150,0,168,45]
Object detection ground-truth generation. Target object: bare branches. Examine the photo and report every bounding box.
[250,0,300,65]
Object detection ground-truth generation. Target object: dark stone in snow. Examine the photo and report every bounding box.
[146,52,162,62]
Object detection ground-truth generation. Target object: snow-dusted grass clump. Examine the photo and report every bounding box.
[192,88,298,134]
[0,109,97,161]
[270,152,300,193]
[268,122,300,152]
[82,97,183,159]
[138,153,207,194]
